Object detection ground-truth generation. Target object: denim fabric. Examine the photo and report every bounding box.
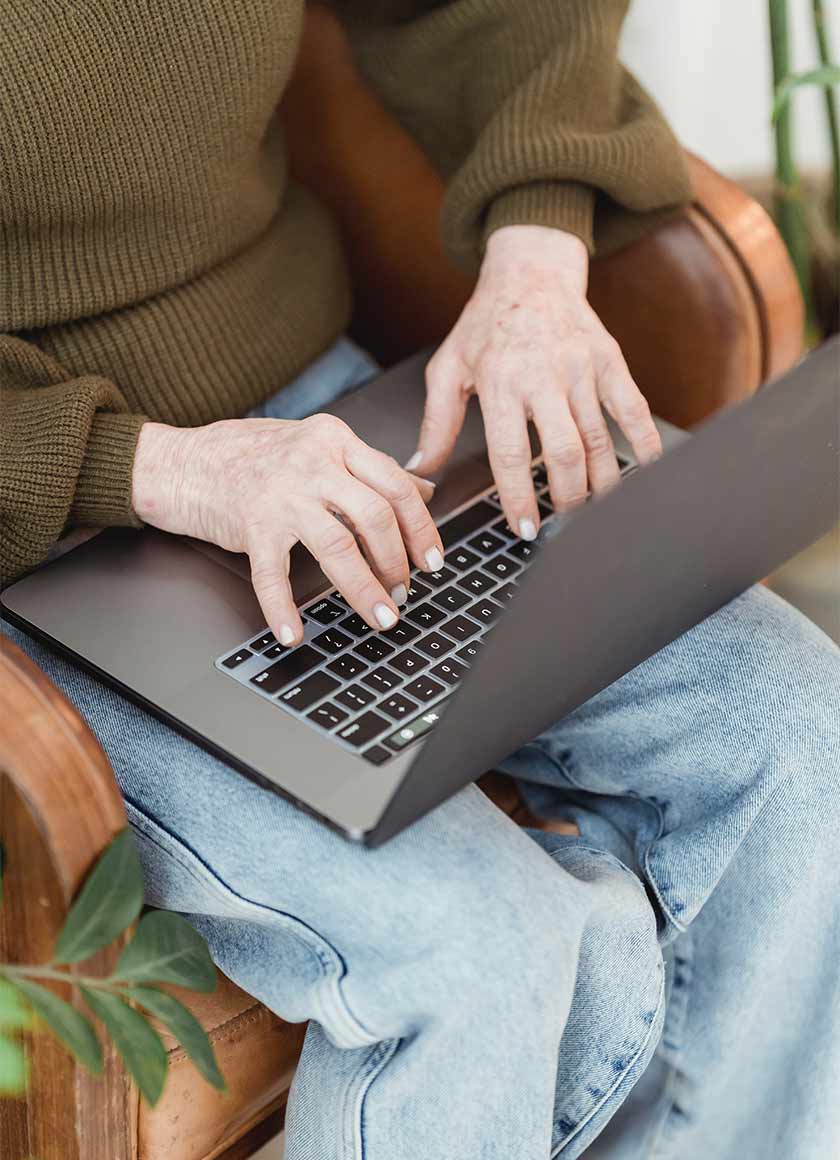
[4,337,839,1159]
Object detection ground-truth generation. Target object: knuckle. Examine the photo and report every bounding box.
[545,440,584,471]
[307,412,349,441]
[621,394,652,425]
[493,442,528,472]
[360,496,397,536]
[579,424,612,456]
[316,521,357,560]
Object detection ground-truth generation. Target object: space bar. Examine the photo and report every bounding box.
[439,501,499,549]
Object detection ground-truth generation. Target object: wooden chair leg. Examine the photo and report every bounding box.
[216,1106,286,1160]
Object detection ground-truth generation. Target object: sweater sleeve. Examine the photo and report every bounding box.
[333,0,693,271]
[0,335,146,587]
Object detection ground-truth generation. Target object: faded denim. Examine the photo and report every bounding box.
[4,337,839,1159]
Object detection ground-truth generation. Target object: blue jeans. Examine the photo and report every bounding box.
[4,338,840,1159]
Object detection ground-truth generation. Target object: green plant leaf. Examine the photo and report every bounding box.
[127,986,225,1091]
[0,978,32,1032]
[114,911,216,992]
[0,1033,27,1096]
[54,829,144,965]
[12,978,102,1075]
[773,64,840,121]
[81,987,167,1106]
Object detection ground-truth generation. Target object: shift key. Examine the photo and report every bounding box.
[250,645,322,694]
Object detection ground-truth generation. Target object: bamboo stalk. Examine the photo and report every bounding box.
[769,0,815,318]
[812,0,840,236]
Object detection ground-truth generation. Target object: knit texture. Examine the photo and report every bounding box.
[0,0,691,586]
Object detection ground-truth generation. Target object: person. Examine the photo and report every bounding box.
[1,3,838,1157]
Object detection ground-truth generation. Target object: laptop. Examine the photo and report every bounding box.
[2,338,837,846]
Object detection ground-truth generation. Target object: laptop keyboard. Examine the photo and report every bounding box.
[215,457,632,767]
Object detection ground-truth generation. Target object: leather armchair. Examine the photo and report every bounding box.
[0,9,803,1160]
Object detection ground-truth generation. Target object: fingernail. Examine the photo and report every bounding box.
[424,547,445,572]
[404,451,423,472]
[519,518,538,542]
[374,603,398,630]
[390,583,408,606]
[280,625,296,646]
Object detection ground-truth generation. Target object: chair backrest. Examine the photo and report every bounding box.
[280,6,804,428]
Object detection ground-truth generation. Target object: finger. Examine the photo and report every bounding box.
[247,529,303,646]
[297,504,399,631]
[479,391,540,541]
[407,473,436,504]
[328,473,411,604]
[567,379,620,495]
[597,348,662,465]
[531,394,588,512]
[344,443,444,575]
[408,349,469,475]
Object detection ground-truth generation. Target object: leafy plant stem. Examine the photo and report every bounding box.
[769,0,815,320]
[0,965,125,993]
[812,0,840,235]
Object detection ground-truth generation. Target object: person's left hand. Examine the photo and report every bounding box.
[405,224,663,541]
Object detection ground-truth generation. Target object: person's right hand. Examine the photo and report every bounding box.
[131,414,445,646]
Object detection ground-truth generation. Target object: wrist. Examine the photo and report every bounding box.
[483,225,589,293]
[131,421,196,533]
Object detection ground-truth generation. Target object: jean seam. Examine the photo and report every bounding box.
[342,1038,400,1159]
[646,932,695,1159]
[124,797,380,1048]
[549,958,667,1157]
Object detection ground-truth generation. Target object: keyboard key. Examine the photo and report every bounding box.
[440,500,499,549]
[495,582,517,603]
[387,649,428,677]
[458,570,496,597]
[249,632,276,652]
[262,642,288,660]
[340,613,371,638]
[405,601,447,629]
[327,653,368,681]
[307,598,345,625]
[362,744,392,766]
[415,632,451,660]
[468,597,504,625]
[330,590,350,607]
[456,640,484,665]
[431,658,465,685]
[313,628,352,654]
[486,489,501,506]
[336,683,375,711]
[403,675,446,703]
[354,636,396,663]
[406,578,432,605]
[337,711,390,748]
[250,645,322,694]
[508,540,538,563]
[279,671,340,711]
[430,585,472,613]
[483,554,521,581]
[307,701,349,731]
[532,463,548,487]
[362,667,402,694]
[424,566,456,589]
[385,702,449,750]
[441,614,481,644]
[467,530,506,556]
[538,500,553,519]
[222,648,252,669]
[447,546,481,572]
[491,516,516,539]
[381,620,421,646]
[380,693,419,721]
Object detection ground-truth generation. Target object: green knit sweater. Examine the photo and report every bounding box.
[0,0,691,586]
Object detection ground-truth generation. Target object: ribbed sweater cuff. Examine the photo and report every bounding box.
[482,182,596,257]
[71,412,147,528]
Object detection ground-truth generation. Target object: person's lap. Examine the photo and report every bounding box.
[3,336,839,1158]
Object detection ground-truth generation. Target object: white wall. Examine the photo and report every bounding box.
[621,0,839,177]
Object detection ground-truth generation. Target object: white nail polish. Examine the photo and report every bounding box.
[280,625,296,646]
[391,583,408,606]
[404,451,423,472]
[424,547,445,572]
[519,518,538,542]
[374,603,398,630]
